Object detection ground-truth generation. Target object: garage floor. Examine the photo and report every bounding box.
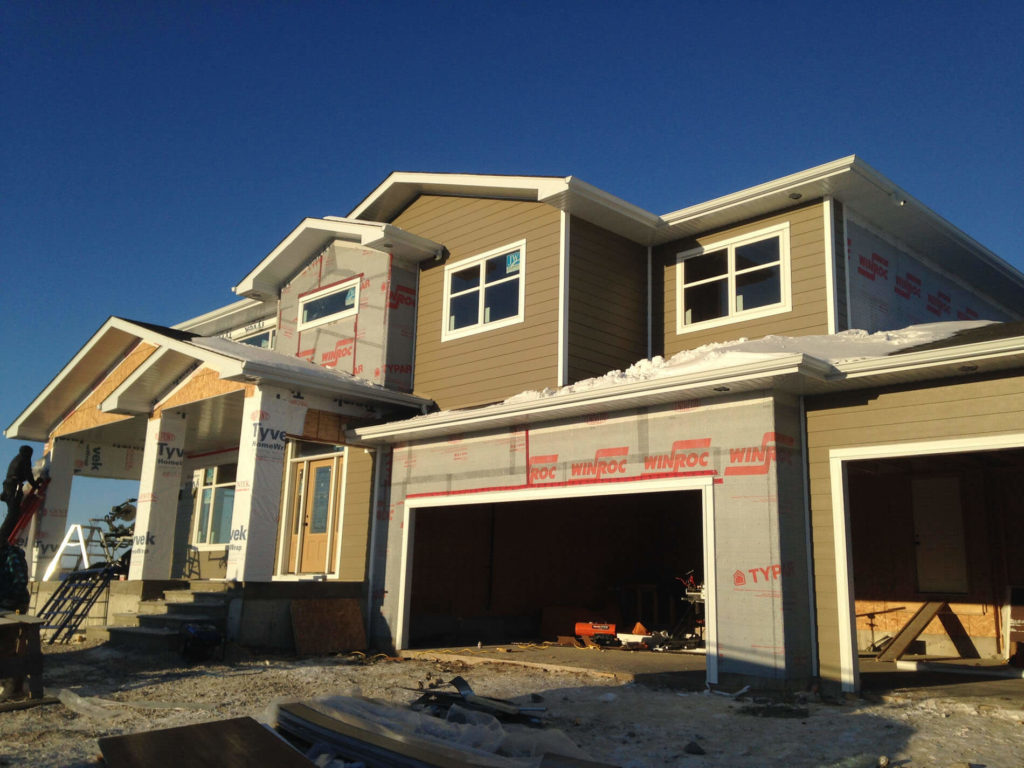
[403,644,1024,705]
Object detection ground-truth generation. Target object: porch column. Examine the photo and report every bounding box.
[226,387,306,582]
[26,439,75,579]
[128,411,187,580]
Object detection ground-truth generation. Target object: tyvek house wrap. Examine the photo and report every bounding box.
[276,242,416,392]
[369,393,813,684]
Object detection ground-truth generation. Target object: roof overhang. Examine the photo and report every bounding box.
[348,172,665,245]
[7,317,433,443]
[233,217,444,301]
[354,331,1024,445]
[173,297,275,336]
[659,155,1024,313]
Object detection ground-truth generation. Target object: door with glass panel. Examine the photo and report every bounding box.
[290,457,340,573]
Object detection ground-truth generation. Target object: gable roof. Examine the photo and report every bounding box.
[233,217,444,301]
[6,317,433,442]
[346,158,1024,314]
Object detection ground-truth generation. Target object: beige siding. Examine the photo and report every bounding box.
[657,202,828,357]
[568,216,647,382]
[393,196,562,409]
[336,446,375,582]
[805,371,1024,686]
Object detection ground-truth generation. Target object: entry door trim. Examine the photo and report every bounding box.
[397,476,719,683]
[828,432,1024,692]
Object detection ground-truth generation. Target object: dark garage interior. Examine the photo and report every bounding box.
[408,489,704,647]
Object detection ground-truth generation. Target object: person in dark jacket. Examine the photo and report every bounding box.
[0,446,40,543]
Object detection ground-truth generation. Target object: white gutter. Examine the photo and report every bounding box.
[356,353,834,442]
[834,335,1024,378]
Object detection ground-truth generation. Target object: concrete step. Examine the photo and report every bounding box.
[162,589,232,605]
[138,600,227,618]
[136,612,226,632]
[105,625,181,652]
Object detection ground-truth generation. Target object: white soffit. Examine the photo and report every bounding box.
[6,320,145,442]
[174,297,274,336]
[233,217,443,301]
[100,347,202,415]
[348,172,665,245]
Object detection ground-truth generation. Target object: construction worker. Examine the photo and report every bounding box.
[0,446,40,543]
[0,541,29,613]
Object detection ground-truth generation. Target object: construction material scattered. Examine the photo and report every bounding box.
[274,691,613,768]
[411,675,546,725]
[99,716,314,768]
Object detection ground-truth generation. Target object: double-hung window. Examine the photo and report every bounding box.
[298,277,360,331]
[442,241,525,340]
[676,223,790,332]
[194,463,236,545]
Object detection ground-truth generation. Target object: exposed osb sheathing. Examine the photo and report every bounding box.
[155,366,248,415]
[52,342,159,437]
[301,409,347,444]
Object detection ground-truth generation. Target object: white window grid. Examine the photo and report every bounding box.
[441,240,526,342]
[674,222,791,334]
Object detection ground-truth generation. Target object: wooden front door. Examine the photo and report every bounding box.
[288,457,340,573]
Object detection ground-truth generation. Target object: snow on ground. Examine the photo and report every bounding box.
[2,641,1022,768]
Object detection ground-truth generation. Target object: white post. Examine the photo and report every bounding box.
[128,411,187,580]
[226,387,306,582]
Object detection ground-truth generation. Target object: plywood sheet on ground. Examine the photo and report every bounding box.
[290,598,366,655]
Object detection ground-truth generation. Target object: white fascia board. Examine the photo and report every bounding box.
[556,177,664,232]
[233,217,443,300]
[834,337,1024,379]
[227,359,431,409]
[5,316,132,440]
[348,171,571,220]
[355,353,832,443]
[173,298,267,333]
[661,155,858,226]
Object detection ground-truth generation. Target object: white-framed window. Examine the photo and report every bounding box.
[238,328,276,349]
[298,277,360,331]
[442,240,525,341]
[675,222,791,333]
[193,463,236,545]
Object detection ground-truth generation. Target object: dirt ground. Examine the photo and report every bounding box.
[2,639,1023,768]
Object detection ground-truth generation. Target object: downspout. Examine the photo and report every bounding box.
[364,445,383,645]
[800,396,819,679]
[646,245,653,359]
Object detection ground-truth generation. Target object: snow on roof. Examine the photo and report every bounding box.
[504,321,994,405]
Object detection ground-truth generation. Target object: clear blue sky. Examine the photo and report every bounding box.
[2,1,1022,526]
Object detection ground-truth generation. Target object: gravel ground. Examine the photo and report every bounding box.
[1,639,1022,767]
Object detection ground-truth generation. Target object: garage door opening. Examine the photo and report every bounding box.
[845,448,1024,667]
[407,489,705,648]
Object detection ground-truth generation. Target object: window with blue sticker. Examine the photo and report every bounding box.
[443,241,526,340]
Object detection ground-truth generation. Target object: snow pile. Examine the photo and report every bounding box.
[504,321,991,405]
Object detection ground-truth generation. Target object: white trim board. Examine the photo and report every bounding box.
[828,432,1024,691]
[395,475,719,684]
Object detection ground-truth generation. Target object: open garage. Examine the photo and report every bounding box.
[846,448,1024,661]
[405,489,705,648]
